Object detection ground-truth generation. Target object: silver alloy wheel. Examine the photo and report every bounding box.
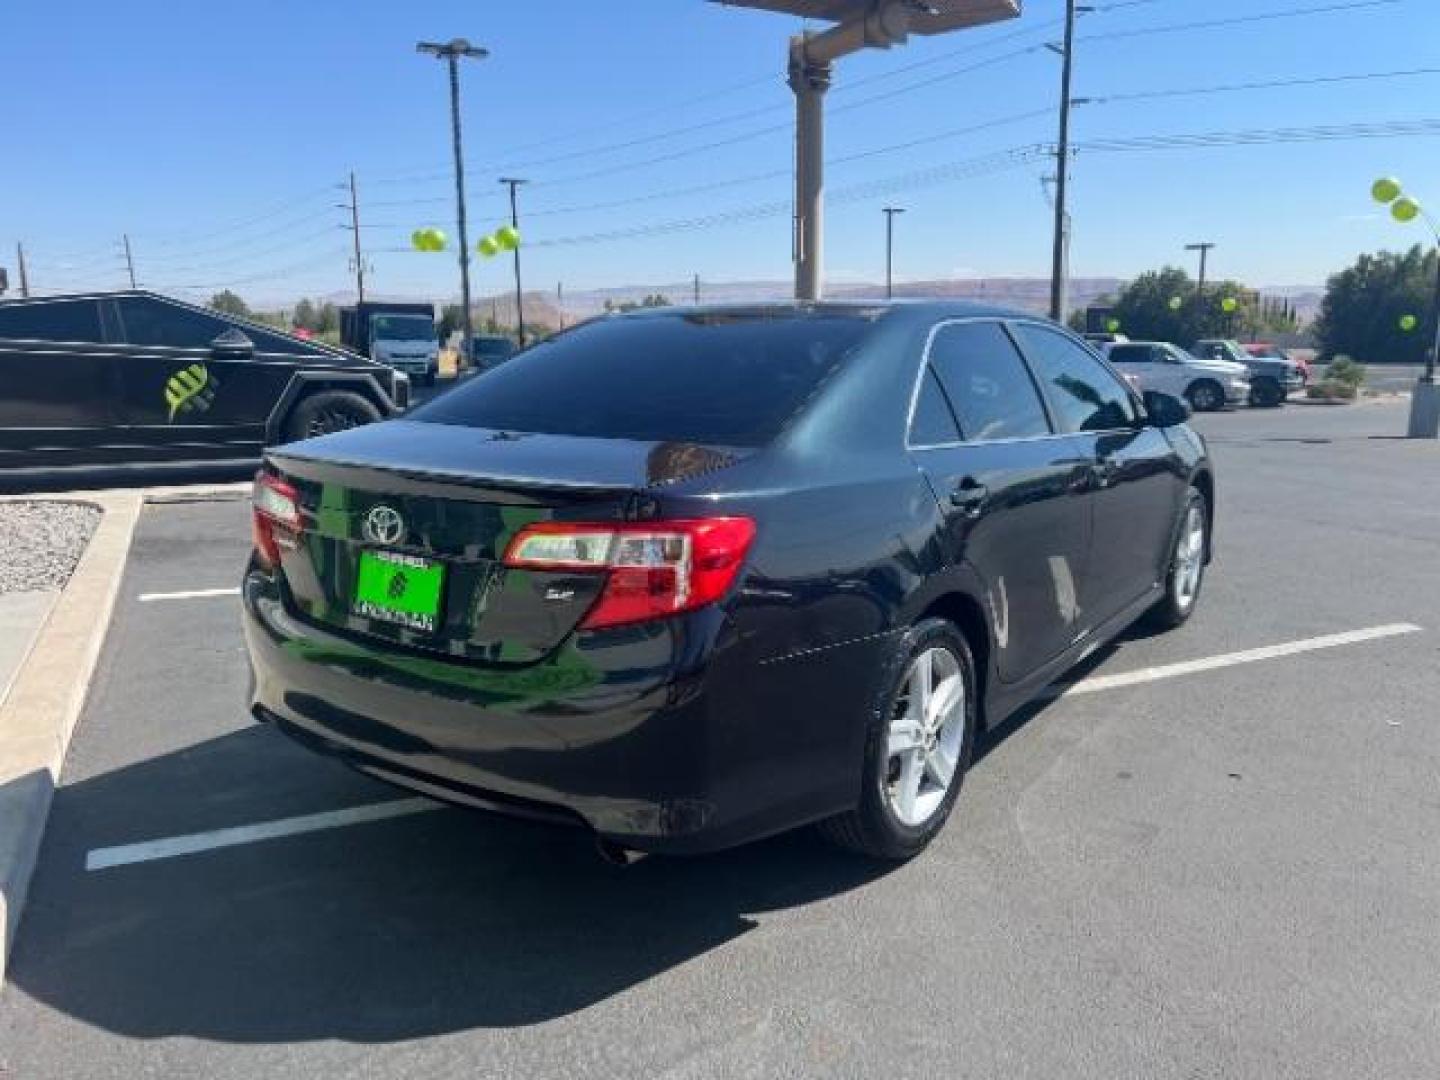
[884,645,966,827]
[1173,503,1206,610]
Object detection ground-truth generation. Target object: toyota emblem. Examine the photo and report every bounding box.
[362,505,406,546]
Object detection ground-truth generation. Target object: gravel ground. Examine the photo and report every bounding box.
[0,501,102,594]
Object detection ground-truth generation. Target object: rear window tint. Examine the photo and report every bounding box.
[413,311,875,446]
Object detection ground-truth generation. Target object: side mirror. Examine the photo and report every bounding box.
[1143,389,1191,428]
[210,327,255,360]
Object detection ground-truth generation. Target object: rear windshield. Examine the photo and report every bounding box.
[413,310,875,446]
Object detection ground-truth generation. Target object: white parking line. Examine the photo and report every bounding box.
[1063,623,1422,696]
[137,587,241,603]
[81,622,1424,872]
[85,798,442,871]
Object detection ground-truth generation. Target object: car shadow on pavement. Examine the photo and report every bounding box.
[6,725,892,1041]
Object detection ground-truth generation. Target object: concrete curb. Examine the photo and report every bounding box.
[0,491,142,983]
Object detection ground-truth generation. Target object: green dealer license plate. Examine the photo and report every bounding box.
[353,550,445,632]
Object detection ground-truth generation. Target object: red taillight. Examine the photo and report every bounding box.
[502,517,757,629]
[251,470,301,569]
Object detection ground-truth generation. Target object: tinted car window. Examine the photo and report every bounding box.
[909,367,961,445]
[0,299,102,343]
[413,311,874,447]
[117,297,228,349]
[928,321,1050,442]
[1107,344,1153,365]
[1013,324,1137,434]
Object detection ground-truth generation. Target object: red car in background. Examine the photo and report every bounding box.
[1243,342,1310,383]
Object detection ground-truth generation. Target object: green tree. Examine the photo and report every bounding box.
[1313,245,1436,363]
[1105,266,1268,345]
[316,302,339,334]
[208,289,250,317]
[292,298,318,331]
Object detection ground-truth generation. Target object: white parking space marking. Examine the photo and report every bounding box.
[85,798,443,871]
[80,624,1424,873]
[137,587,241,603]
[1063,623,1423,697]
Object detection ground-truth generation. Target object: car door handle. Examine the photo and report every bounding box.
[949,477,988,515]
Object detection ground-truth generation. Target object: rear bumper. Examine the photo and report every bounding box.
[242,570,873,853]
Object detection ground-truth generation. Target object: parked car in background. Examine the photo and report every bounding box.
[244,302,1215,862]
[1243,342,1310,383]
[1104,341,1250,412]
[1192,338,1304,407]
[467,334,517,369]
[339,301,439,385]
[1084,331,1130,346]
[0,290,408,471]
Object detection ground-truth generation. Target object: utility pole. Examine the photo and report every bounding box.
[693,272,701,305]
[499,177,528,347]
[417,38,489,362]
[16,243,30,297]
[1047,0,1084,322]
[882,207,906,299]
[343,170,366,304]
[1185,241,1215,298]
[122,234,137,289]
[557,281,565,330]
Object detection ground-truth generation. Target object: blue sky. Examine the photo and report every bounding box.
[4,0,1439,306]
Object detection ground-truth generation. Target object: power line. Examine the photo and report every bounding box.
[1081,65,1440,106]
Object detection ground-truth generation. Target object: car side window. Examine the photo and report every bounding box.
[927,321,1051,443]
[1107,344,1150,365]
[0,299,103,343]
[909,366,962,445]
[1011,323,1138,434]
[117,297,228,350]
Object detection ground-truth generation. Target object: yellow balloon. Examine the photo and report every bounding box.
[477,236,500,258]
[411,229,429,251]
[1221,297,1238,313]
[1105,318,1120,332]
[1371,176,1402,204]
[1392,196,1422,223]
[1168,296,1183,311]
[1400,314,1418,332]
[495,225,521,251]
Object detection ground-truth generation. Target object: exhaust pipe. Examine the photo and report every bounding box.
[595,838,648,867]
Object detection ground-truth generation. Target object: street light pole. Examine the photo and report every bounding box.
[499,177,528,347]
[418,38,488,363]
[883,207,905,299]
[1185,241,1215,299]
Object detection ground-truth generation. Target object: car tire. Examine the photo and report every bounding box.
[1186,380,1224,412]
[282,389,382,443]
[1144,488,1208,631]
[1250,377,1283,408]
[818,618,978,860]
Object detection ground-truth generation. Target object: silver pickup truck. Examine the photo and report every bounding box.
[1192,339,1305,407]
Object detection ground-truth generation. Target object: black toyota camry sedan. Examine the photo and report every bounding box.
[243,302,1214,860]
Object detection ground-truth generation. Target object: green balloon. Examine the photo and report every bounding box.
[411,229,429,251]
[1392,195,1422,223]
[1221,297,1238,313]
[1400,313,1418,332]
[412,226,446,252]
[1168,296,1183,311]
[477,236,500,258]
[1371,176,1402,204]
[495,225,520,251]
[1105,318,1121,332]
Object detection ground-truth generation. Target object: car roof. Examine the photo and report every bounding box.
[608,298,1042,325]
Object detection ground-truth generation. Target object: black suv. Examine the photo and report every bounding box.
[0,290,408,471]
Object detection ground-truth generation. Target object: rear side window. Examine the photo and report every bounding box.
[413,311,875,447]
[909,367,961,445]
[928,321,1050,442]
[117,297,227,349]
[0,299,102,343]
[1107,345,1152,364]
[1012,323,1138,434]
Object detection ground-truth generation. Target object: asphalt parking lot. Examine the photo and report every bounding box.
[1,397,1437,1079]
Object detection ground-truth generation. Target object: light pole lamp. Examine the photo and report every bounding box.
[499,177,528,347]
[1370,176,1440,438]
[418,38,488,363]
